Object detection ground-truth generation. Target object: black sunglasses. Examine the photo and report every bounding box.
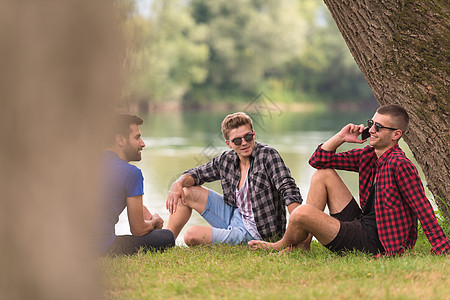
[227,132,255,146]
[367,119,398,132]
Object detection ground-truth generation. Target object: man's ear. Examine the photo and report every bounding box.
[392,129,403,141]
[225,140,232,149]
[115,134,127,146]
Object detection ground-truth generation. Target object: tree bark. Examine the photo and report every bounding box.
[323,0,449,221]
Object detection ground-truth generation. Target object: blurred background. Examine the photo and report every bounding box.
[116,0,377,113]
[113,0,429,244]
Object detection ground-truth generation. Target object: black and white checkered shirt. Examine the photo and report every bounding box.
[184,142,303,241]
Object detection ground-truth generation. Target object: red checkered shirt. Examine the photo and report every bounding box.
[309,143,450,256]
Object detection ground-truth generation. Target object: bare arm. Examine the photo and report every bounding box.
[142,204,152,220]
[287,202,300,214]
[127,195,163,236]
[166,174,196,214]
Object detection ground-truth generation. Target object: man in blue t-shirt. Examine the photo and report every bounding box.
[99,114,175,256]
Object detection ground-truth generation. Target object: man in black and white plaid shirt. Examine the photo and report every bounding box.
[166,112,303,246]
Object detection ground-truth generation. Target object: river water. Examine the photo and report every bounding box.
[114,109,429,244]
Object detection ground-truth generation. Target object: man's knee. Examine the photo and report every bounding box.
[179,186,198,209]
[184,226,209,246]
[183,186,207,208]
[183,227,196,245]
[152,229,176,248]
[182,187,194,206]
[311,168,338,184]
[289,205,315,226]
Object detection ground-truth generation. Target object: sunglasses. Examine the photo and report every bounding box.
[367,119,399,132]
[227,132,255,146]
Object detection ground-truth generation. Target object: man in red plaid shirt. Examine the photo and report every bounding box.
[249,105,449,256]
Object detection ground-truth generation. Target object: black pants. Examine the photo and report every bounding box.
[106,229,175,256]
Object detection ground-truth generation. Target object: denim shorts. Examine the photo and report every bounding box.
[201,189,255,245]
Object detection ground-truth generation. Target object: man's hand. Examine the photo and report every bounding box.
[166,181,185,215]
[150,213,164,230]
[166,174,195,214]
[337,123,366,144]
[322,123,366,152]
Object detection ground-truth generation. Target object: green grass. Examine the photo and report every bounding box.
[101,231,450,300]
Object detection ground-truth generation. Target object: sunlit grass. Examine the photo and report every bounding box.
[101,230,450,300]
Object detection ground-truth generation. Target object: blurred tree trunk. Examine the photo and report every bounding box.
[323,0,449,221]
[0,1,120,299]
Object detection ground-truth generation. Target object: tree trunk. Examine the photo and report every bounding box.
[0,1,120,299]
[323,0,450,221]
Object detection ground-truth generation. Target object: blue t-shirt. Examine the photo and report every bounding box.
[98,151,144,253]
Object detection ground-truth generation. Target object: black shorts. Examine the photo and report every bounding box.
[106,229,175,256]
[324,198,383,255]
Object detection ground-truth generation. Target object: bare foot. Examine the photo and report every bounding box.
[267,247,294,256]
[270,240,311,254]
[276,246,298,254]
[248,240,282,251]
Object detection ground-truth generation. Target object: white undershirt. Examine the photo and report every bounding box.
[235,171,261,240]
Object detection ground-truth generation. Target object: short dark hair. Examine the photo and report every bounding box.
[221,112,253,140]
[377,104,409,132]
[106,114,143,146]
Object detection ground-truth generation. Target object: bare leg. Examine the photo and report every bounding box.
[249,169,352,251]
[165,201,192,239]
[166,186,209,239]
[295,168,353,251]
[184,226,213,246]
[305,169,353,214]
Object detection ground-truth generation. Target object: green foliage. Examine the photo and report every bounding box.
[117,0,374,106]
[120,0,209,103]
[435,198,450,236]
[284,10,373,103]
[186,0,307,100]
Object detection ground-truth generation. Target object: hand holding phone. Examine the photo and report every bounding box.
[361,127,370,140]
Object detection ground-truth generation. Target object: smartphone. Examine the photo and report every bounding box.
[361,127,370,140]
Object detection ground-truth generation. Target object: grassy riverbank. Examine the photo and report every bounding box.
[101,229,450,300]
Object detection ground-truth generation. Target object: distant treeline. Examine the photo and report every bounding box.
[116,0,375,107]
